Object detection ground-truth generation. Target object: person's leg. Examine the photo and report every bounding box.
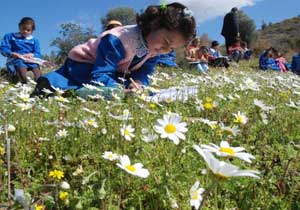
[17,67,28,83]
[31,68,42,81]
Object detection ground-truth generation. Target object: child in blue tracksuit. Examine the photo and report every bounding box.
[0,17,42,83]
[291,53,300,75]
[259,47,280,71]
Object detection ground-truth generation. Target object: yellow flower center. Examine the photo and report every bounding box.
[164,124,176,134]
[88,119,95,125]
[126,165,136,172]
[108,154,113,159]
[204,102,213,110]
[215,172,229,180]
[149,103,156,109]
[220,147,235,156]
[124,129,130,135]
[234,116,244,124]
[191,191,198,200]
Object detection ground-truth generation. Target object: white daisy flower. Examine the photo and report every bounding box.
[233,111,248,125]
[193,145,260,179]
[154,113,187,145]
[102,151,119,161]
[56,129,68,139]
[54,95,70,103]
[15,103,32,111]
[116,155,149,178]
[120,124,135,141]
[190,181,205,210]
[142,133,158,143]
[84,118,98,128]
[201,141,255,163]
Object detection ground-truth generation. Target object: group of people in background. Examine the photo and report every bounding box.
[259,47,300,74]
[0,3,300,99]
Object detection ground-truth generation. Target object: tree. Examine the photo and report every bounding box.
[237,11,257,46]
[261,20,267,30]
[101,7,136,30]
[50,23,96,64]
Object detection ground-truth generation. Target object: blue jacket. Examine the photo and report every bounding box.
[259,53,280,71]
[0,32,41,58]
[291,53,300,74]
[157,50,177,67]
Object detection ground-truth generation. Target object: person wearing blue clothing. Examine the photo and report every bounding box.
[259,47,280,71]
[157,50,177,67]
[0,17,42,83]
[291,53,300,74]
[31,3,196,98]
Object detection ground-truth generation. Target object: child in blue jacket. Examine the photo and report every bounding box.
[0,17,42,83]
[259,47,280,71]
[291,53,300,74]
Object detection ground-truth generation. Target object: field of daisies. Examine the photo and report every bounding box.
[0,60,300,210]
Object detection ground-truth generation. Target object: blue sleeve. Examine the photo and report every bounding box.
[91,34,126,87]
[0,33,13,57]
[291,56,296,72]
[131,56,159,86]
[33,38,41,58]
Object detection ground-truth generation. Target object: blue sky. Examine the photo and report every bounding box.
[0,0,299,67]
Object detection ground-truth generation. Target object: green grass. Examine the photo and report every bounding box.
[0,60,300,210]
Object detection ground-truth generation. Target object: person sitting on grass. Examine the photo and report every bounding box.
[192,46,209,73]
[31,2,196,99]
[291,51,300,75]
[0,17,42,83]
[240,41,252,60]
[274,51,290,73]
[228,38,244,62]
[208,40,229,68]
[259,47,280,71]
[185,37,201,62]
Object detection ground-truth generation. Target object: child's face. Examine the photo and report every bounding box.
[145,29,186,55]
[19,24,33,37]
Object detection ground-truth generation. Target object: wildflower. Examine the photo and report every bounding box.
[84,117,98,128]
[190,181,205,210]
[7,124,16,132]
[60,181,70,190]
[59,191,68,201]
[219,123,240,136]
[116,155,150,178]
[254,99,274,112]
[154,113,187,145]
[142,133,158,143]
[49,170,64,180]
[54,95,70,103]
[16,103,33,111]
[34,204,44,210]
[102,151,119,161]
[193,145,260,179]
[201,141,255,163]
[120,124,135,141]
[56,129,68,139]
[233,111,248,125]
[72,165,83,176]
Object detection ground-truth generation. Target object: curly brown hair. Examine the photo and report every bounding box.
[136,2,196,43]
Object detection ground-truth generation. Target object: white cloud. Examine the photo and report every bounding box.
[163,0,260,23]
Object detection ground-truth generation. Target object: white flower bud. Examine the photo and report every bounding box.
[60,181,70,190]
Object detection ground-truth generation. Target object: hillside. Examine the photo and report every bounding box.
[255,17,300,53]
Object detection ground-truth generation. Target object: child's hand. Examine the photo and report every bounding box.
[11,52,22,58]
[22,53,34,58]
